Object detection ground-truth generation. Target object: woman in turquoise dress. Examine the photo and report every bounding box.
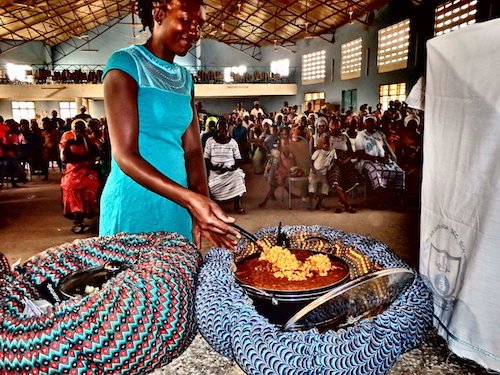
[100,0,238,249]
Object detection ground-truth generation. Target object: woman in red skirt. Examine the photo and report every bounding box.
[60,119,101,233]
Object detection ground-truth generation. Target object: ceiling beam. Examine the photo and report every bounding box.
[51,12,128,62]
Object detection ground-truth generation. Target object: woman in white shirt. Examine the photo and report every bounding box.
[204,119,247,214]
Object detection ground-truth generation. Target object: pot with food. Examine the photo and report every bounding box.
[235,242,350,327]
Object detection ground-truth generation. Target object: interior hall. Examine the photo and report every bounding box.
[1,0,499,374]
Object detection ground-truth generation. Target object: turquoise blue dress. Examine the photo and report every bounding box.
[99,45,194,241]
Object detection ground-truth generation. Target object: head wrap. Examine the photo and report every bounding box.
[262,118,273,127]
[315,116,328,128]
[205,116,218,131]
[71,118,87,131]
[307,112,318,120]
[295,114,307,125]
[404,113,421,127]
[362,114,377,123]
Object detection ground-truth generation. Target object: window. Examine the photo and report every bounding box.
[11,101,36,122]
[341,38,363,80]
[270,58,290,77]
[224,65,247,83]
[302,50,326,84]
[304,92,325,113]
[377,19,410,73]
[304,92,325,102]
[6,63,33,83]
[434,0,477,36]
[379,83,407,110]
[59,102,77,120]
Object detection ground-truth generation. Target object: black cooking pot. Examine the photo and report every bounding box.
[234,251,350,328]
[58,261,130,299]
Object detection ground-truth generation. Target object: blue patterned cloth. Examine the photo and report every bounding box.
[99,45,194,240]
[196,226,433,375]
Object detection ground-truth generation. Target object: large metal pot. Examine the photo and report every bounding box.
[234,250,350,328]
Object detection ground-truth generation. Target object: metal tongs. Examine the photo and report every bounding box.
[231,223,258,242]
[230,223,264,252]
[276,221,291,248]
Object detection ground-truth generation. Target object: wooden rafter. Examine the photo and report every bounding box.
[0,0,392,50]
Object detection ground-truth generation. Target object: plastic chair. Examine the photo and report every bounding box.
[287,136,311,209]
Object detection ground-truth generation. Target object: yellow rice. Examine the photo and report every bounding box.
[258,243,333,281]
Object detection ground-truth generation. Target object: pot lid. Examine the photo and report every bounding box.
[284,267,415,331]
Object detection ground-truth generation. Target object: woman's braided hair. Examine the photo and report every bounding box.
[135,0,204,31]
[135,0,170,31]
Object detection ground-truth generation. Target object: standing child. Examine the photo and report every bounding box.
[308,133,335,210]
[259,137,298,208]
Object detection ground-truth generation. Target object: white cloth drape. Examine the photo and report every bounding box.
[420,19,500,372]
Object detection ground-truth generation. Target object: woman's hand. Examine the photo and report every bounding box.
[380,155,390,164]
[340,157,351,165]
[192,222,239,250]
[187,192,239,249]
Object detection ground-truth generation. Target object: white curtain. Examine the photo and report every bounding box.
[406,76,425,111]
[420,18,500,372]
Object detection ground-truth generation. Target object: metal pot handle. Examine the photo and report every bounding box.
[241,284,278,305]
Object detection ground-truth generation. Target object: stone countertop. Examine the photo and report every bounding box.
[153,329,496,375]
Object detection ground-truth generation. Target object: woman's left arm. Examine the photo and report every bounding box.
[182,99,237,249]
[184,109,209,197]
[381,132,398,162]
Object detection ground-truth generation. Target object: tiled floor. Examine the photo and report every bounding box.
[0,167,495,374]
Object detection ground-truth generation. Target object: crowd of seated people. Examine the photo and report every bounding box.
[194,70,293,84]
[1,109,111,232]
[1,67,293,85]
[2,98,422,221]
[197,98,423,212]
[0,110,111,218]
[0,68,105,85]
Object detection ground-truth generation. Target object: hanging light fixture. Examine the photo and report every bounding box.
[128,1,146,45]
[80,40,99,53]
[304,0,314,39]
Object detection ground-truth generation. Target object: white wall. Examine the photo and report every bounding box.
[52,14,196,68]
[0,0,427,118]
[0,99,105,121]
[0,41,47,65]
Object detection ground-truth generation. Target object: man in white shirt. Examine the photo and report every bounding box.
[233,101,247,119]
[250,100,265,119]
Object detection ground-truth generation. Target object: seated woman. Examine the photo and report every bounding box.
[327,118,358,213]
[59,119,101,233]
[204,119,247,214]
[355,116,405,208]
[259,136,299,208]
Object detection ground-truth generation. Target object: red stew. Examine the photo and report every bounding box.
[236,250,350,291]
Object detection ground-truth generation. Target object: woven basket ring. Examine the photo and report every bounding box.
[0,232,201,375]
[196,225,433,375]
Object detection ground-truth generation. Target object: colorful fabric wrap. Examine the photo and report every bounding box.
[195,225,433,375]
[0,232,201,374]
